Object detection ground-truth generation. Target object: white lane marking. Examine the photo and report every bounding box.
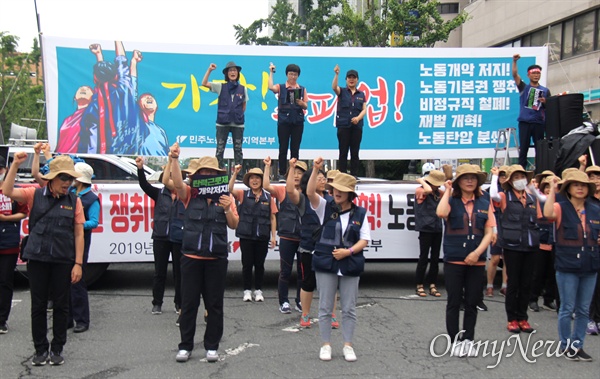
[200,342,260,362]
[11,299,22,308]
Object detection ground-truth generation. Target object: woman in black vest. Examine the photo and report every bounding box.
[307,157,371,362]
[0,156,28,334]
[436,164,494,357]
[202,61,248,177]
[268,63,308,180]
[496,165,541,334]
[414,169,445,298]
[2,154,85,366]
[168,143,239,363]
[332,65,367,175]
[544,171,600,361]
[229,165,277,303]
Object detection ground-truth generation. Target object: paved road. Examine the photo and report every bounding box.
[1,261,599,378]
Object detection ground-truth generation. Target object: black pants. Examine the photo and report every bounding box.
[503,249,535,321]
[278,239,301,305]
[0,253,18,324]
[277,122,304,175]
[337,126,363,175]
[152,239,182,308]
[69,270,89,327]
[240,239,269,291]
[178,255,228,352]
[415,232,442,286]
[590,271,600,323]
[518,121,545,169]
[444,262,484,342]
[529,248,557,303]
[28,260,72,354]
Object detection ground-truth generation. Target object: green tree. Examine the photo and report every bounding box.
[234,1,467,178]
[0,32,46,143]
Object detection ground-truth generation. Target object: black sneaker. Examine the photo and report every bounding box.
[32,351,48,366]
[49,351,64,366]
[563,348,580,361]
[176,314,181,327]
[575,348,593,362]
[151,305,162,315]
[542,300,557,311]
[0,322,7,334]
[529,301,540,312]
[477,301,488,312]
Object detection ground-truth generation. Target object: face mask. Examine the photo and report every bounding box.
[512,178,528,191]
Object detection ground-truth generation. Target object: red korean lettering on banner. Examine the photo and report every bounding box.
[306,93,336,123]
[92,192,104,233]
[109,193,129,232]
[358,77,388,128]
[354,192,382,230]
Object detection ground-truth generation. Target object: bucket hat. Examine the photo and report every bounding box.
[325,172,357,195]
[243,168,264,187]
[183,157,226,175]
[453,164,486,187]
[501,165,533,191]
[74,162,94,184]
[423,170,445,187]
[559,170,596,195]
[222,61,242,74]
[41,155,82,180]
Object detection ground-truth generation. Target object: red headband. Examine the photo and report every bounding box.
[528,68,541,74]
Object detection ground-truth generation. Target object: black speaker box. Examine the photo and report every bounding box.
[545,93,584,139]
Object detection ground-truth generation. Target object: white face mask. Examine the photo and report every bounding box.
[512,178,528,191]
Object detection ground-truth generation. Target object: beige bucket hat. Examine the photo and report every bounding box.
[41,155,82,181]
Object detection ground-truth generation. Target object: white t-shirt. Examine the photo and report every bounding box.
[313,196,371,243]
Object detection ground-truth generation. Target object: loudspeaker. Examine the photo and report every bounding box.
[545,93,584,139]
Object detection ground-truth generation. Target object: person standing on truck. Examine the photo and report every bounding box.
[2,154,85,366]
[414,170,445,298]
[202,62,249,179]
[512,54,551,169]
[0,156,28,334]
[263,156,305,313]
[268,63,309,181]
[229,165,277,303]
[306,157,371,362]
[332,65,367,176]
[436,164,495,357]
[168,143,239,363]
[135,157,182,317]
[67,162,100,334]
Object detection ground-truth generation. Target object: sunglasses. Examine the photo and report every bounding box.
[57,173,75,182]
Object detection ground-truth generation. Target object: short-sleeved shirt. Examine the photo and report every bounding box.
[15,186,85,225]
[233,189,278,214]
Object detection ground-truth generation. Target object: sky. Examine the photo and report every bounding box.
[0,0,270,52]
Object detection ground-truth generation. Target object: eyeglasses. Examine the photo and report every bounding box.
[317,177,327,182]
[57,173,75,182]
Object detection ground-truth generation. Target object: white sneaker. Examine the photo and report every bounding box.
[206,350,218,362]
[176,350,191,362]
[343,345,357,362]
[463,340,477,357]
[450,341,464,357]
[319,345,332,361]
[243,290,252,302]
[254,290,264,302]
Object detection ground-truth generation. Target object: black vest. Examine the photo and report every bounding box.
[0,193,22,250]
[313,201,367,276]
[236,189,272,241]
[277,193,302,240]
[335,88,365,128]
[181,195,228,258]
[554,199,600,273]
[24,188,77,263]
[442,196,489,263]
[78,189,99,255]
[152,187,185,243]
[299,193,333,252]
[537,200,555,245]
[498,190,539,252]
[414,189,443,233]
[277,85,305,126]
[216,83,245,125]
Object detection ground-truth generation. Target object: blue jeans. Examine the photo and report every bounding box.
[556,270,597,349]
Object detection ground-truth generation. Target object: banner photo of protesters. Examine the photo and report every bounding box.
[42,36,548,159]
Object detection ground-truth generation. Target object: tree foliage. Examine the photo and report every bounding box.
[0,32,45,143]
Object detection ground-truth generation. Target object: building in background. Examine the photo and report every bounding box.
[462,0,600,119]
